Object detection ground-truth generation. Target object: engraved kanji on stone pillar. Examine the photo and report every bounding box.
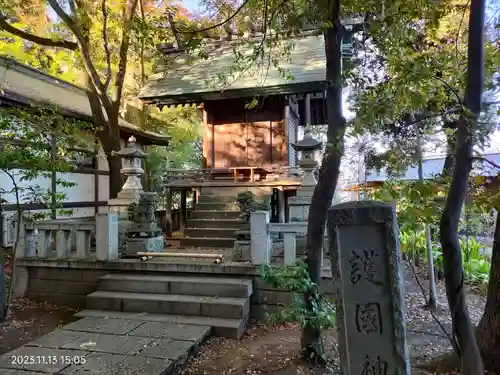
[327,201,411,375]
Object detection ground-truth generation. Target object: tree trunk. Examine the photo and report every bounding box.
[476,209,500,372]
[439,0,485,373]
[300,0,345,363]
[107,152,123,199]
[83,73,123,199]
[442,121,457,177]
[440,117,484,375]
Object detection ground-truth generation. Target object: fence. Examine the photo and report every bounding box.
[250,211,327,266]
[15,213,119,261]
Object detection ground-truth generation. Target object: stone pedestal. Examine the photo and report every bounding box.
[123,192,164,256]
[108,198,136,252]
[126,236,164,253]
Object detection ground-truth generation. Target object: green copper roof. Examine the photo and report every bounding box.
[139,33,328,104]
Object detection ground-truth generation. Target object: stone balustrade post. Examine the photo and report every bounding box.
[250,211,271,265]
[14,215,36,258]
[96,212,119,261]
[75,229,92,259]
[56,230,72,259]
[283,232,297,265]
[36,230,52,258]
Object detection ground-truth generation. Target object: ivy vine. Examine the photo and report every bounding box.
[259,261,336,331]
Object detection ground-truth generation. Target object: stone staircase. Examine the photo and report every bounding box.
[177,187,270,249]
[77,273,252,339]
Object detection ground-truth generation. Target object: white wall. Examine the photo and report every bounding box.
[58,173,95,202]
[0,169,52,204]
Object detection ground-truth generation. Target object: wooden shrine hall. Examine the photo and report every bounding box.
[139,22,361,187]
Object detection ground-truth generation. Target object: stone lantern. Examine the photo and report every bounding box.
[107,136,149,252]
[113,136,148,201]
[288,128,323,254]
[291,128,323,190]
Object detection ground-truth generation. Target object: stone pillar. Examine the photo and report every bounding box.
[327,201,410,375]
[107,136,148,251]
[250,211,271,264]
[96,212,119,261]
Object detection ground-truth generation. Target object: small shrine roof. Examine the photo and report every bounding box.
[139,31,328,105]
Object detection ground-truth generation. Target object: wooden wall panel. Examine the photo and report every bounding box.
[203,97,287,168]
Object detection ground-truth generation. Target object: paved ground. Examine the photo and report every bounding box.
[0,316,211,374]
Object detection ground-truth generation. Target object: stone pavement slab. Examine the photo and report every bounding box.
[139,339,194,361]
[62,317,145,335]
[0,317,211,375]
[0,346,89,373]
[26,329,83,349]
[59,353,126,375]
[59,353,174,375]
[127,321,211,341]
[61,332,154,355]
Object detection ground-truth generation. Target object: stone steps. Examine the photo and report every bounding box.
[98,274,253,298]
[87,291,249,320]
[200,186,272,197]
[84,274,252,339]
[195,202,240,211]
[180,236,235,248]
[184,227,239,239]
[190,210,241,220]
[187,219,248,229]
[74,310,247,339]
[197,195,237,203]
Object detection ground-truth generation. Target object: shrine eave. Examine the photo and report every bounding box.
[140,81,329,107]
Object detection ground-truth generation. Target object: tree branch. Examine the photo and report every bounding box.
[404,107,462,127]
[0,16,78,50]
[46,0,111,109]
[113,0,139,111]
[101,0,112,90]
[473,157,500,171]
[178,0,250,34]
[167,11,182,48]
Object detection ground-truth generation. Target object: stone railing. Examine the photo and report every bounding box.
[15,213,119,261]
[250,211,327,266]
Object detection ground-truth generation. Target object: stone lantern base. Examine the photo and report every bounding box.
[125,236,164,255]
[107,197,138,252]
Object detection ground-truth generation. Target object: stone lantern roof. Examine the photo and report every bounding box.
[113,136,149,159]
[291,129,322,152]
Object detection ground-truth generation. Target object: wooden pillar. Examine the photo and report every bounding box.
[193,187,201,204]
[278,188,285,223]
[165,188,173,237]
[305,93,312,126]
[180,189,187,233]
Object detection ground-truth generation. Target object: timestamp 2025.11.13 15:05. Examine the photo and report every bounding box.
[11,355,87,366]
